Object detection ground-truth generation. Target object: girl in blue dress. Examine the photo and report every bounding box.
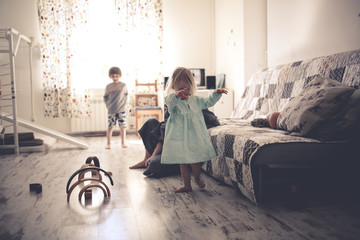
[162,67,227,193]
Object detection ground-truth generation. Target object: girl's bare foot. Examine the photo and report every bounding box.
[129,160,146,169]
[195,178,205,189]
[105,144,111,150]
[175,186,192,193]
[122,144,128,148]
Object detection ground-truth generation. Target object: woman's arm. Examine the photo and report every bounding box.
[145,141,163,167]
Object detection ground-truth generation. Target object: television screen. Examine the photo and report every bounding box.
[189,68,206,88]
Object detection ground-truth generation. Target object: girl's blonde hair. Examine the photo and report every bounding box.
[165,67,197,96]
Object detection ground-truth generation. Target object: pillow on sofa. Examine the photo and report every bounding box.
[276,76,355,136]
[309,89,360,140]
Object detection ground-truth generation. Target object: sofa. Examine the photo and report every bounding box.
[202,49,360,204]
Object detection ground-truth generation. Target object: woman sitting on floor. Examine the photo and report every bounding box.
[129,106,220,177]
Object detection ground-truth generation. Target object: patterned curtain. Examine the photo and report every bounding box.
[114,0,164,92]
[37,0,91,118]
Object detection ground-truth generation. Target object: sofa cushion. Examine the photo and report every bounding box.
[276,76,355,136]
[309,89,360,140]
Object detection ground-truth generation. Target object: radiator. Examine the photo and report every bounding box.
[70,97,135,133]
[70,98,108,132]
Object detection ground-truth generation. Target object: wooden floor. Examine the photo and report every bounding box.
[1,133,360,240]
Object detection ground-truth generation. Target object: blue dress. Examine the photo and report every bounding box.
[161,92,222,164]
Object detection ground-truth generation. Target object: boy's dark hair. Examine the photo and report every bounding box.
[109,67,122,77]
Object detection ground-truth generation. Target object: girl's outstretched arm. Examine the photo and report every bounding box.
[175,88,190,100]
[213,88,228,95]
[165,93,183,112]
[197,89,225,109]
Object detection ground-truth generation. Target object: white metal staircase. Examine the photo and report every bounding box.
[0,28,88,153]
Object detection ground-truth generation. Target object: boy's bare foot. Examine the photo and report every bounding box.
[129,160,146,169]
[105,145,111,150]
[195,178,205,189]
[175,186,192,193]
[122,144,128,148]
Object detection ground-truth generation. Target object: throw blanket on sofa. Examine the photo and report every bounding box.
[204,119,320,203]
[202,49,360,204]
[231,50,360,120]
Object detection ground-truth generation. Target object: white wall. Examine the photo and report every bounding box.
[214,0,245,104]
[267,0,360,66]
[214,0,267,104]
[243,0,267,85]
[163,0,214,77]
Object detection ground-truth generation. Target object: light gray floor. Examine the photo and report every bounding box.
[1,134,359,240]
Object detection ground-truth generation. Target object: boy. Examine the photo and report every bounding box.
[104,67,128,149]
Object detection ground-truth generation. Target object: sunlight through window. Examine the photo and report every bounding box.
[72,0,163,91]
